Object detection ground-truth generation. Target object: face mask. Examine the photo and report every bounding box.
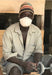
[19,17,32,27]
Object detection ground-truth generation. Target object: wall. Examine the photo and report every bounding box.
[45,1,52,54]
[0,0,45,15]
[45,1,52,10]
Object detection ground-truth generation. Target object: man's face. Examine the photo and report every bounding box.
[19,11,34,20]
[19,11,34,27]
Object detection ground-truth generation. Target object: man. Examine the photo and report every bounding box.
[3,2,43,75]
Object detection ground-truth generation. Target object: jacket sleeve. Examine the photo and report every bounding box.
[34,29,43,54]
[2,29,17,60]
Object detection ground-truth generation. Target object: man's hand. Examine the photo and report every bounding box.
[25,62,34,73]
[7,57,39,74]
[31,62,38,71]
[24,62,38,73]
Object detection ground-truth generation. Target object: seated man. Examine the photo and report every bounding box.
[2,2,43,75]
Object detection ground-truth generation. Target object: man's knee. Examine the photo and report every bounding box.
[9,66,21,75]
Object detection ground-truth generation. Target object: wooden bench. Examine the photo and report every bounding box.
[0,30,5,59]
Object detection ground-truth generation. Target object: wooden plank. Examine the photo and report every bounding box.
[0,67,3,75]
[0,30,5,59]
[0,47,3,59]
[41,30,44,51]
[0,0,45,15]
[0,30,5,46]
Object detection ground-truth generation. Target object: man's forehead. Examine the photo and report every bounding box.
[19,11,34,19]
[20,11,33,15]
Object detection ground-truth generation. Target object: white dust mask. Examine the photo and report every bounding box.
[19,17,32,27]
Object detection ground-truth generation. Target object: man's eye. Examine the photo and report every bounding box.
[20,14,26,18]
[28,15,32,18]
[23,14,26,17]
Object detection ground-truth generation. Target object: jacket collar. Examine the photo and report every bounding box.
[14,22,21,35]
[14,22,36,35]
[14,22,36,50]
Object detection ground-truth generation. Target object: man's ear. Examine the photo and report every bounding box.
[32,14,34,20]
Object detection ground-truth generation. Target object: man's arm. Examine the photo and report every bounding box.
[34,53,42,63]
[34,29,43,63]
[7,57,27,68]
